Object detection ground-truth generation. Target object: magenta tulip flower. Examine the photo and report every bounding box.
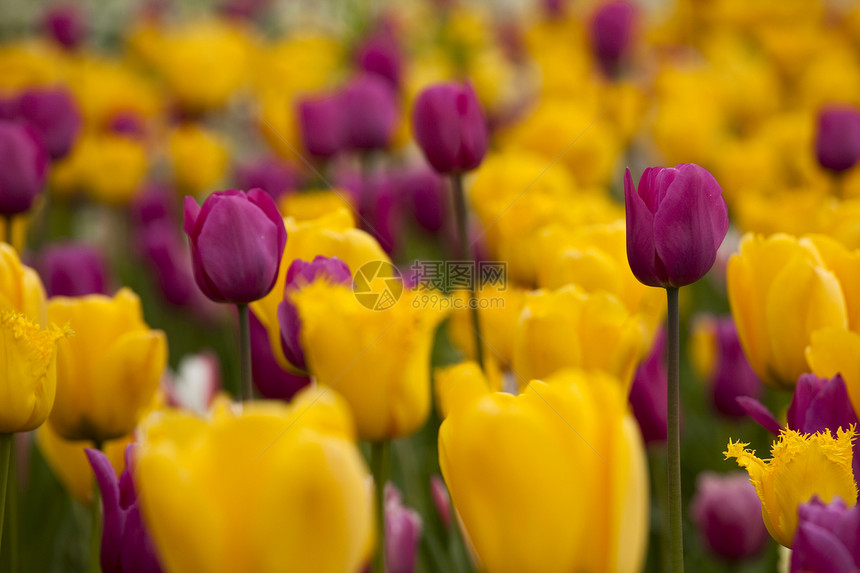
[412,82,488,174]
[385,483,422,573]
[184,189,287,304]
[815,106,860,174]
[15,88,82,159]
[791,497,860,573]
[42,4,86,50]
[37,243,109,297]
[628,328,668,444]
[249,310,310,401]
[589,0,637,77]
[355,32,403,90]
[0,121,48,216]
[297,93,346,158]
[341,74,399,151]
[624,163,729,289]
[235,157,299,200]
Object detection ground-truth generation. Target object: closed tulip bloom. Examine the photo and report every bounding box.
[355,33,403,90]
[135,390,374,573]
[235,157,298,200]
[297,93,346,158]
[0,311,67,433]
[42,3,86,49]
[0,242,47,324]
[341,74,399,151]
[788,374,859,436]
[184,189,287,304]
[624,164,729,288]
[385,483,422,573]
[589,0,637,77]
[725,428,857,547]
[47,288,167,443]
[628,328,667,444]
[0,121,48,216]
[439,369,648,573]
[250,310,310,401]
[791,497,860,573]
[399,166,447,233]
[815,106,860,173]
[15,88,82,159]
[412,83,488,174]
[690,472,768,561]
[36,243,109,298]
[87,446,163,573]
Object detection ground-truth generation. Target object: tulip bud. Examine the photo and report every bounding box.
[624,164,729,289]
[15,88,82,159]
[234,157,299,200]
[690,472,768,561]
[0,121,48,216]
[589,0,637,78]
[412,82,488,174]
[340,75,399,151]
[430,475,452,529]
[398,166,447,233]
[385,483,422,573]
[86,446,164,573]
[791,496,860,573]
[815,106,860,173]
[42,4,86,50]
[296,94,345,158]
[250,309,310,401]
[628,328,667,444]
[184,189,287,304]
[355,33,403,90]
[36,243,109,298]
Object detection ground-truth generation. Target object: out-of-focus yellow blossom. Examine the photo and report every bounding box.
[0,217,31,255]
[467,48,519,118]
[806,327,860,416]
[434,361,498,419]
[755,112,830,191]
[725,428,857,547]
[446,285,527,367]
[51,134,148,204]
[37,424,131,504]
[0,41,65,91]
[525,20,596,100]
[278,190,354,222]
[0,312,68,433]
[136,390,374,573]
[250,208,389,372]
[690,315,718,381]
[291,282,446,441]
[728,233,848,387]
[733,188,830,238]
[500,100,620,188]
[604,82,647,143]
[144,20,252,112]
[47,288,167,443]
[823,199,860,249]
[512,286,642,390]
[168,124,229,195]
[0,243,46,325]
[439,368,648,573]
[798,38,860,109]
[714,136,782,204]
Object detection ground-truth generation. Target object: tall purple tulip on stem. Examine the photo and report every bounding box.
[624,163,729,573]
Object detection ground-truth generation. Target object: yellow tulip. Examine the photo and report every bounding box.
[0,312,67,433]
[438,369,648,573]
[168,124,229,195]
[250,208,390,373]
[36,423,131,504]
[512,286,642,391]
[446,285,527,367]
[725,428,857,547]
[135,390,374,573]
[277,190,354,222]
[47,288,167,443]
[806,327,860,417]
[290,282,446,441]
[727,233,848,387]
[434,361,494,419]
[0,242,46,325]
[52,134,149,204]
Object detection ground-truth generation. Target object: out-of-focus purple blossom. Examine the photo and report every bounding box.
[815,106,860,174]
[341,75,399,151]
[108,112,147,139]
[140,220,199,307]
[14,88,82,159]
[219,0,270,19]
[628,328,668,444]
[430,475,452,529]
[36,243,110,297]
[249,310,311,401]
[0,121,48,216]
[234,157,299,201]
[396,166,448,234]
[385,483,422,573]
[42,4,86,50]
[130,184,174,228]
[86,446,164,573]
[543,0,567,20]
[589,0,637,78]
[297,93,346,159]
[161,352,221,414]
[355,32,403,91]
[690,472,769,562]
[791,496,860,573]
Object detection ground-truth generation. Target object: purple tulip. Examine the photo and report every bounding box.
[15,88,82,159]
[355,33,403,91]
[397,166,447,233]
[791,497,860,573]
[108,111,146,139]
[696,316,762,418]
[815,106,860,174]
[353,172,400,255]
[628,328,668,444]
[0,121,48,216]
[297,94,346,159]
[234,157,298,200]
[624,164,729,289]
[36,243,109,297]
[86,446,163,573]
[130,185,174,229]
[430,475,452,529]
[412,82,488,174]
[277,256,352,371]
[42,4,86,50]
[341,75,399,151]
[690,472,769,562]
[219,0,270,19]
[184,189,287,304]
[249,310,311,401]
[589,0,637,77]
[385,483,422,573]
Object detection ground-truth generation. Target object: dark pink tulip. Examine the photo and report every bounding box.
[398,166,447,233]
[355,33,403,91]
[42,4,86,50]
[690,472,769,562]
[86,447,164,573]
[791,497,860,573]
[249,310,310,401]
[628,328,668,444]
[297,94,346,158]
[341,75,399,151]
[235,157,298,200]
[385,483,422,573]
[130,184,173,228]
[589,0,637,77]
[184,189,287,304]
[140,220,200,307]
[36,243,109,297]
[430,475,452,529]
[624,164,729,288]
[412,82,488,174]
[15,88,82,159]
[815,106,860,174]
[0,121,48,216]
[697,316,762,418]
[108,111,146,139]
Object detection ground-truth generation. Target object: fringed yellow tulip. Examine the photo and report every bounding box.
[135,390,374,573]
[439,369,648,573]
[725,428,857,547]
[0,242,46,324]
[47,288,167,443]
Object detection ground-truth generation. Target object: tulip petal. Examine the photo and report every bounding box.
[791,522,856,573]
[806,327,860,420]
[624,168,662,286]
[86,448,124,573]
[736,397,782,436]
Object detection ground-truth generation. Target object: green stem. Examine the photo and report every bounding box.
[650,447,671,573]
[7,444,17,573]
[371,441,390,573]
[666,287,683,573]
[0,434,11,561]
[451,173,485,371]
[4,216,13,247]
[237,304,253,402]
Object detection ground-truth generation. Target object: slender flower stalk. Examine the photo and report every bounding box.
[4,216,13,247]
[371,442,391,573]
[451,173,484,371]
[0,434,11,559]
[237,303,252,401]
[666,287,682,572]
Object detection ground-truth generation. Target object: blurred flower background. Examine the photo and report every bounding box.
[1,0,860,571]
